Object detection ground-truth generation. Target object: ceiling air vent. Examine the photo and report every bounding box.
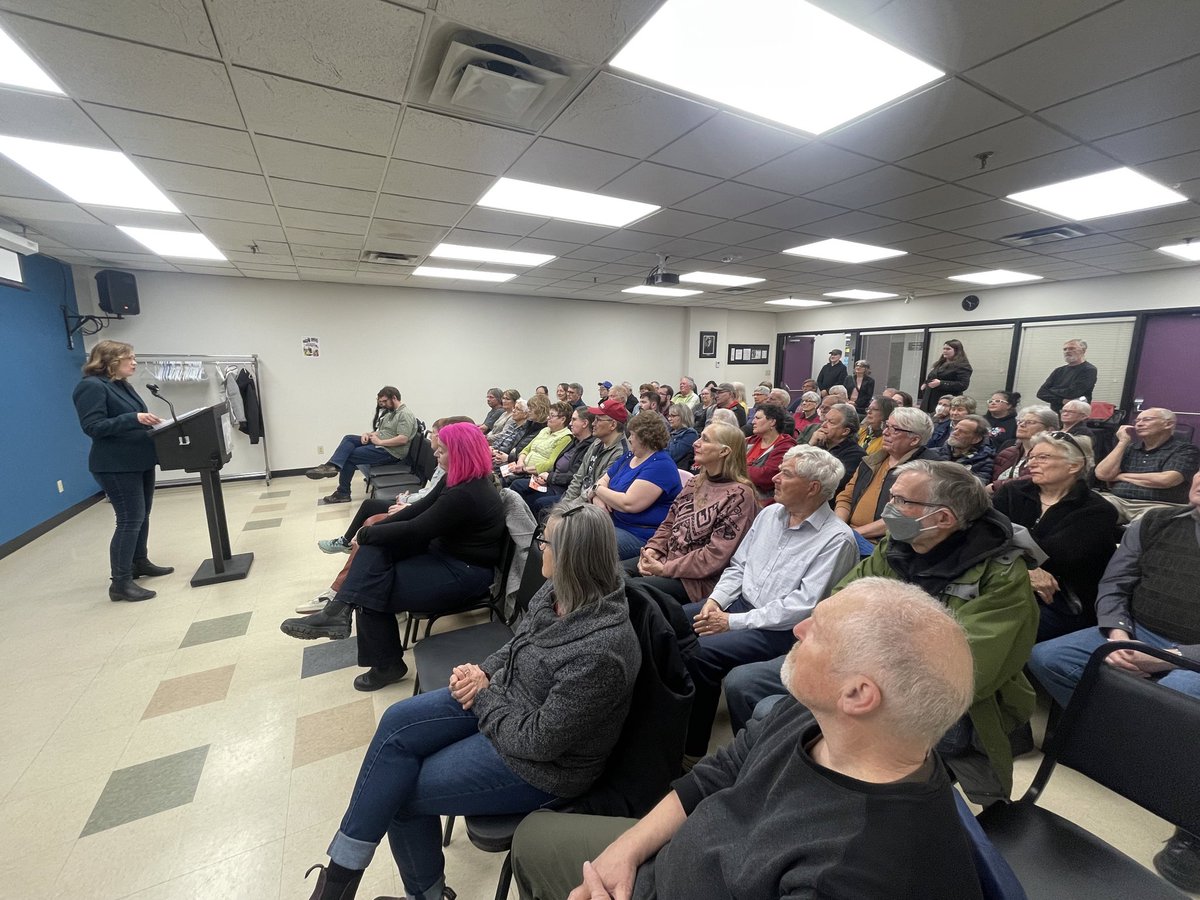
[362,251,418,263]
[999,223,1093,246]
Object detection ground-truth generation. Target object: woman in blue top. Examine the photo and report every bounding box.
[72,341,174,603]
[588,411,681,560]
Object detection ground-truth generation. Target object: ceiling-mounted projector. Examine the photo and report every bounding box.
[0,226,38,256]
[644,253,679,286]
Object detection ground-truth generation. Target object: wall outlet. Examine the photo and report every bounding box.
[56,479,64,493]
[317,445,324,455]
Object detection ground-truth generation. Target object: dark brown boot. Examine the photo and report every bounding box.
[304,862,363,900]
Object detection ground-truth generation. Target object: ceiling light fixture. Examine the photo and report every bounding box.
[1007,168,1187,221]
[783,238,907,263]
[429,242,554,266]
[1157,241,1200,262]
[622,285,703,298]
[0,136,178,212]
[0,26,64,94]
[678,271,765,287]
[947,269,1043,285]
[823,289,898,300]
[411,265,517,282]
[764,297,832,307]
[611,0,943,135]
[117,227,225,260]
[478,177,659,227]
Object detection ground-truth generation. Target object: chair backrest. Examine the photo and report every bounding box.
[678,468,694,489]
[1175,423,1196,444]
[415,437,438,483]
[1028,642,1200,835]
[509,539,546,622]
[953,792,1028,900]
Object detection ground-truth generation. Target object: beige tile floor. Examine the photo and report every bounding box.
[0,476,1193,899]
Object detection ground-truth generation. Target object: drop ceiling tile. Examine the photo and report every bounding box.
[82,208,190,230]
[381,160,493,205]
[1086,201,1200,235]
[25,220,145,253]
[287,244,358,261]
[0,0,219,56]
[0,91,114,148]
[899,231,979,252]
[224,251,293,264]
[809,211,902,237]
[267,180,376,216]
[1040,55,1200,141]
[233,261,297,271]
[966,1,1200,111]
[1097,111,1200,166]
[652,236,724,258]
[1139,150,1200,186]
[735,142,878,196]
[629,209,723,238]
[0,197,101,225]
[739,197,847,229]
[591,230,670,252]
[192,217,287,246]
[293,257,358,270]
[958,144,1115,198]
[0,161,64,201]
[241,268,298,279]
[255,137,385,191]
[357,238,427,257]
[674,182,790,219]
[374,195,468,227]
[279,207,369,235]
[846,221,939,245]
[365,219,447,246]
[529,221,616,243]
[1112,217,1200,244]
[805,166,940,207]
[170,195,281,225]
[3,17,240,127]
[83,105,259,172]
[598,162,720,207]
[505,139,638,191]
[142,160,272,204]
[231,69,399,155]
[298,269,359,282]
[650,112,807,179]
[209,0,422,101]
[898,116,1079,183]
[85,250,172,267]
[507,236,579,255]
[688,220,779,246]
[866,184,993,220]
[739,230,827,253]
[565,245,631,263]
[393,108,532,176]
[544,72,715,158]
[455,208,545,236]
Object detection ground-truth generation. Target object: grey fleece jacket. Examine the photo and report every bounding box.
[473,582,640,798]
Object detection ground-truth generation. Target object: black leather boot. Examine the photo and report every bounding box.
[280,600,353,640]
[304,862,362,900]
[132,559,175,578]
[1154,828,1200,892]
[109,577,156,602]
[353,660,409,692]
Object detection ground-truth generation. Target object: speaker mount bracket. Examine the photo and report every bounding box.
[60,305,123,351]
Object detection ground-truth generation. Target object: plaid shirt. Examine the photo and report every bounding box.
[1110,435,1200,503]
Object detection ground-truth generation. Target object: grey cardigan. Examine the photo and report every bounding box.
[473,582,640,798]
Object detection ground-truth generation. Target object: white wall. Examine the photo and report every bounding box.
[76,270,778,471]
[682,307,777,387]
[773,267,1200,333]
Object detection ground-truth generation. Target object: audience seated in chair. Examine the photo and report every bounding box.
[561,399,629,508]
[480,387,504,434]
[712,382,747,427]
[300,503,640,900]
[502,400,573,483]
[1093,407,1200,523]
[511,407,595,517]
[746,403,798,507]
[1029,470,1200,891]
[510,579,984,900]
[671,376,701,415]
[1058,398,1096,441]
[990,405,1058,492]
[665,403,698,470]
[928,396,953,448]
[946,414,997,483]
[790,391,821,441]
[807,402,864,498]
[623,422,758,605]
[855,395,895,456]
[984,391,1021,448]
[486,389,521,447]
[494,395,548,470]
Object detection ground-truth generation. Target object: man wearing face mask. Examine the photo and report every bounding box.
[726,460,1040,805]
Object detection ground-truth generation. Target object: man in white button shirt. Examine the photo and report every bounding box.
[682,444,858,763]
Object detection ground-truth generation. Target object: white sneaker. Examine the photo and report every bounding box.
[295,592,333,614]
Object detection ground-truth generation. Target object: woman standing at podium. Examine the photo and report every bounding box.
[73,341,174,602]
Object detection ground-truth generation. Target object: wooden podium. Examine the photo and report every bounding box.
[151,404,254,586]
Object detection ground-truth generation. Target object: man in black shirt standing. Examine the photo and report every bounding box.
[815,348,847,396]
[1037,338,1097,412]
[511,578,985,900]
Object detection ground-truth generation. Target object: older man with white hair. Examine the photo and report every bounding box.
[681,444,858,763]
[1094,407,1200,522]
[510,578,984,900]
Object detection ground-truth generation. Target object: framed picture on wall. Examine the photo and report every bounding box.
[699,331,717,359]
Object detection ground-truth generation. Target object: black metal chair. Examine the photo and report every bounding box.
[367,434,436,497]
[978,642,1200,899]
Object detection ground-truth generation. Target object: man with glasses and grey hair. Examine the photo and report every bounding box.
[727,460,1041,806]
[1037,338,1097,413]
[1094,407,1200,522]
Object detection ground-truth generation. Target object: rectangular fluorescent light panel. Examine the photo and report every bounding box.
[765,298,831,307]
[0,26,64,94]
[679,271,764,287]
[948,269,1043,285]
[1007,168,1187,221]
[824,289,898,300]
[611,0,943,135]
[622,286,703,298]
[1158,242,1200,262]
[411,265,516,283]
[0,136,178,212]
[478,177,659,227]
[118,227,225,260]
[783,238,907,264]
[429,243,554,267]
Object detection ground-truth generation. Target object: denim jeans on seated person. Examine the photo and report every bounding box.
[328,688,557,898]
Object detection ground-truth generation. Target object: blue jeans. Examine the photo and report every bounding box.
[613,526,647,561]
[94,469,156,579]
[1029,625,1200,709]
[724,655,786,734]
[329,688,557,897]
[329,435,395,493]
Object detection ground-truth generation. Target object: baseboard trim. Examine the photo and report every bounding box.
[0,491,105,560]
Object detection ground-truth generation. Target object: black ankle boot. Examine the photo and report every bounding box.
[280,600,353,640]
[304,862,363,900]
[353,660,409,692]
[1154,828,1200,892]
[109,577,156,602]
[132,559,175,578]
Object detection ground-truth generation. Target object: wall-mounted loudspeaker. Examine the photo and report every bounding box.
[95,269,140,316]
[961,294,980,312]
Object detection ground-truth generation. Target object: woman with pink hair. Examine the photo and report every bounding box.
[281,422,507,690]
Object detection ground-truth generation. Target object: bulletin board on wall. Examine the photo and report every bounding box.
[727,343,770,365]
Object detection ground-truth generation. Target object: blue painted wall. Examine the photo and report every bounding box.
[1,254,97,545]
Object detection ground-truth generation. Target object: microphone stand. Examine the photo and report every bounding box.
[146,384,179,425]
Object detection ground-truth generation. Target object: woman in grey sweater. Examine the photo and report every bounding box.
[304,503,640,900]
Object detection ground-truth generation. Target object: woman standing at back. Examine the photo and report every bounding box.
[919,339,972,413]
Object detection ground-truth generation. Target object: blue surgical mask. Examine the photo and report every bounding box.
[881,502,942,543]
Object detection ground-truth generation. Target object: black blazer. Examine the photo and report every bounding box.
[919,361,972,412]
[72,375,157,473]
[844,374,875,413]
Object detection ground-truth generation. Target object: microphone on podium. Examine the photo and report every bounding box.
[146,383,179,423]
